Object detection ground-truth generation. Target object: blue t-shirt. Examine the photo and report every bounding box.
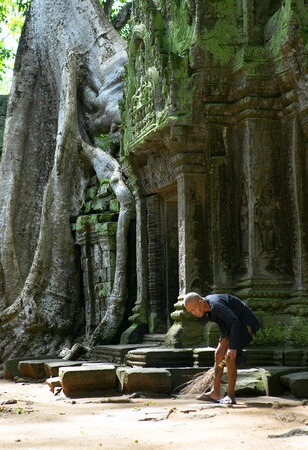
[205,294,260,350]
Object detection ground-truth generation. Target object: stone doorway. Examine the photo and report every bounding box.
[147,186,179,334]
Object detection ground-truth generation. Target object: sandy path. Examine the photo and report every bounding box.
[1,379,308,449]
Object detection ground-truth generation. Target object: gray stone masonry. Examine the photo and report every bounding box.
[117,367,172,394]
[58,364,117,396]
[280,372,308,398]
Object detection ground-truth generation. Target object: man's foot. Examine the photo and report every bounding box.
[196,393,220,403]
[219,395,236,405]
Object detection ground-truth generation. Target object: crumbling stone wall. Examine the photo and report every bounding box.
[121,0,308,348]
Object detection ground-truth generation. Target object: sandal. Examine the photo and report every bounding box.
[219,395,236,405]
[196,394,220,403]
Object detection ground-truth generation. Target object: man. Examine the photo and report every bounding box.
[183,292,260,405]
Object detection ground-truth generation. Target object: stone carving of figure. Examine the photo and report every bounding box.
[255,184,279,254]
[240,189,249,257]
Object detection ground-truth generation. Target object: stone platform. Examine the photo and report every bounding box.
[3,346,308,399]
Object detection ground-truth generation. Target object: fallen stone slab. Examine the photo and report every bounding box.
[59,364,117,396]
[18,359,64,380]
[280,371,308,398]
[268,427,308,439]
[116,367,172,394]
[3,356,58,379]
[46,376,62,393]
[223,368,266,396]
[44,360,87,378]
[259,367,308,396]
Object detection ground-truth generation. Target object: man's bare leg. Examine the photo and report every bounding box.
[225,353,237,402]
[203,337,229,401]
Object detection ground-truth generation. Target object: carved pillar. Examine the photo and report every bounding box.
[165,126,209,347]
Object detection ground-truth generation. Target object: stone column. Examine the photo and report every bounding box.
[165,126,209,347]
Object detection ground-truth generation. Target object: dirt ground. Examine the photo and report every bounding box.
[1,379,308,450]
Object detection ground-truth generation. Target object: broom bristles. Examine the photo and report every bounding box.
[179,367,216,396]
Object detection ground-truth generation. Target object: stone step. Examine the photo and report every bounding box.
[92,344,154,364]
[142,334,165,345]
[58,364,117,396]
[284,350,308,366]
[125,347,194,367]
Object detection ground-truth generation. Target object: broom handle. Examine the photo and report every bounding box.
[215,359,227,374]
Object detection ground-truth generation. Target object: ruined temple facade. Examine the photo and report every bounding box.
[120,0,308,348]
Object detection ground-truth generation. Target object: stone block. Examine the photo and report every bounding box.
[284,350,308,366]
[19,359,64,379]
[59,364,117,396]
[91,344,151,364]
[46,377,62,393]
[116,367,172,394]
[259,366,308,396]
[44,360,86,378]
[230,369,266,396]
[168,367,207,393]
[3,356,57,379]
[193,347,215,367]
[245,348,283,366]
[125,347,194,367]
[280,371,308,398]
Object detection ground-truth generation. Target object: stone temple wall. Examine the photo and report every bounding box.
[121,0,308,348]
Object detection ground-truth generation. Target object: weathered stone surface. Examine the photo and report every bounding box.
[221,369,266,397]
[193,347,216,367]
[244,348,284,367]
[59,365,117,395]
[116,367,172,394]
[3,356,57,379]
[280,371,308,398]
[121,0,308,350]
[284,350,308,366]
[46,376,62,393]
[259,367,308,396]
[125,347,194,367]
[44,361,87,378]
[18,359,62,380]
[168,367,207,393]
[91,344,153,364]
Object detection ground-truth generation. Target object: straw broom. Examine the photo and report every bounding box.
[179,359,227,396]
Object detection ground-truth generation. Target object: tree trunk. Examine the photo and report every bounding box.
[0,0,132,361]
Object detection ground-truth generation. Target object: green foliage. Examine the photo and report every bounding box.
[96,133,118,151]
[0,0,129,93]
[0,0,29,90]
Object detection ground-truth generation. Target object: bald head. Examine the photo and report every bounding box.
[183,292,202,308]
[183,292,209,317]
